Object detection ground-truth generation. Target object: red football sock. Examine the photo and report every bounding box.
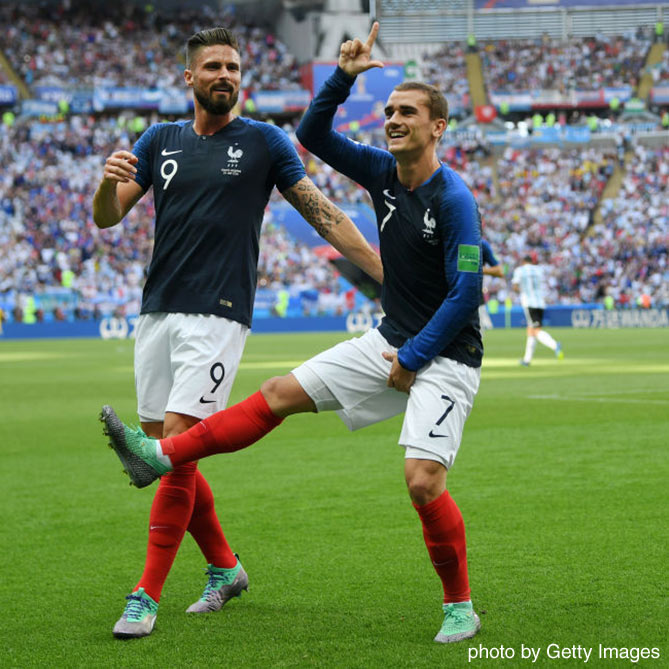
[187,469,237,569]
[135,462,198,602]
[161,391,283,467]
[413,490,471,603]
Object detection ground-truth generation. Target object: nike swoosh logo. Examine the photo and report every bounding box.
[199,396,217,404]
[383,189,396,200]
[432,558,456,567]
[150,525,170,530]
[428,430,448,438]
[161,148,183,156]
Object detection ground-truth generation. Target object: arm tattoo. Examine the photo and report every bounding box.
[283,178,345,239]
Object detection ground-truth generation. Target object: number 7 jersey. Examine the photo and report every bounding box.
[296,67,483,371]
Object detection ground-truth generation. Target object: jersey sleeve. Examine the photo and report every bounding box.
[481,239,499,267]
[255,123,306,192]
[296,66,395,191]
[511,267,521,284]
[397,183,482,372]
[132,124,161,192]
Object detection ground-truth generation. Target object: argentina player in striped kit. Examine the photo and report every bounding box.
[99,22,484,644]
[512,254,564,366]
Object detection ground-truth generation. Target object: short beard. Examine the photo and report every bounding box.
[194,87,239,115]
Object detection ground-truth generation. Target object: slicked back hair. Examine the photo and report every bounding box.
[186,27,240,69]
[393,82,449,122]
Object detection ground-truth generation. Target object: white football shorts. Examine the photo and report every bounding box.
[291,328,480,470]
[134,312,249,422]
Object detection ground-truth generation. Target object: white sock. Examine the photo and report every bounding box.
[155,443,173,468]
[524,336,536,363]
[536,329,557,350]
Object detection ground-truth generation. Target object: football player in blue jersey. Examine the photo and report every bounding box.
[93,26,382,639]
[100,22,483,644]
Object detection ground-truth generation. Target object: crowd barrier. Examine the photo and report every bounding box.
[1,306,668,341]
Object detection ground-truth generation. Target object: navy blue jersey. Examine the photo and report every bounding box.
[297,67,482,370]
[132,118,305,326]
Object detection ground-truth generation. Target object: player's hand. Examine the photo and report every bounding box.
[103,150,138,184]
[382,351,416,394]
[338,21,384,78]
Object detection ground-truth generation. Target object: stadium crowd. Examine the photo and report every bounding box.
[457,146,611,305]
[422,43,470,110]
[467,144,668,310]
[0,115,348,323]
[481,30,652,92]
[650,46,669,84]
[3,110,667,325]
[0,3,301,92]
[584,144,669,309]
[1,5,667,323]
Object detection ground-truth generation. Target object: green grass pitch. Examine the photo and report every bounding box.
[0,328,667,668]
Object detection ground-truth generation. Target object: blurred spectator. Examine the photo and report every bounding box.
[482,31,651,94]
[0,115,347,322]
[1,10,666,321]
[0,4,301,91]
[422,43,470,112]
[584,145,669,309]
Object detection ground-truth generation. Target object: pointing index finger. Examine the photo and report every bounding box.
[365,21,379,48]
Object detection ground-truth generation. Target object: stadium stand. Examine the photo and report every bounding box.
[651,47,669,83]
[475,0,662,8]
[421,43,471,114]
[0,115,349,323]
[1,0,667,325]
[587,145,669,308]
[463,147,620,306]
[481,32,652,94]
[0,4,302,91]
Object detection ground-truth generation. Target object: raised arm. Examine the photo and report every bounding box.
[92,150,145,229]
[338,22,384,78]
[281,176,383,284]
[296,23,391,190]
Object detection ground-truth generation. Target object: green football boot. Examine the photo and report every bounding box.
[186,558,249,613]
[434,601,481,643]
[100,405,172,487]
[113,588,159,639]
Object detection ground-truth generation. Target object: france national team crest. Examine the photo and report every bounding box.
[221,144,243,176]
[422,208,438,245]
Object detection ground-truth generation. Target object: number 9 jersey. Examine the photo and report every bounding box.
[131,118,305,327]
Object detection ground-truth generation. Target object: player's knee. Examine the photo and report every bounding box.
[406,473,444,506]
[260,375,288,406]
[405,458,447,505]
[260,374,313,417]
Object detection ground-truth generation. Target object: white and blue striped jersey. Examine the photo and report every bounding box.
[512,262,547,309]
